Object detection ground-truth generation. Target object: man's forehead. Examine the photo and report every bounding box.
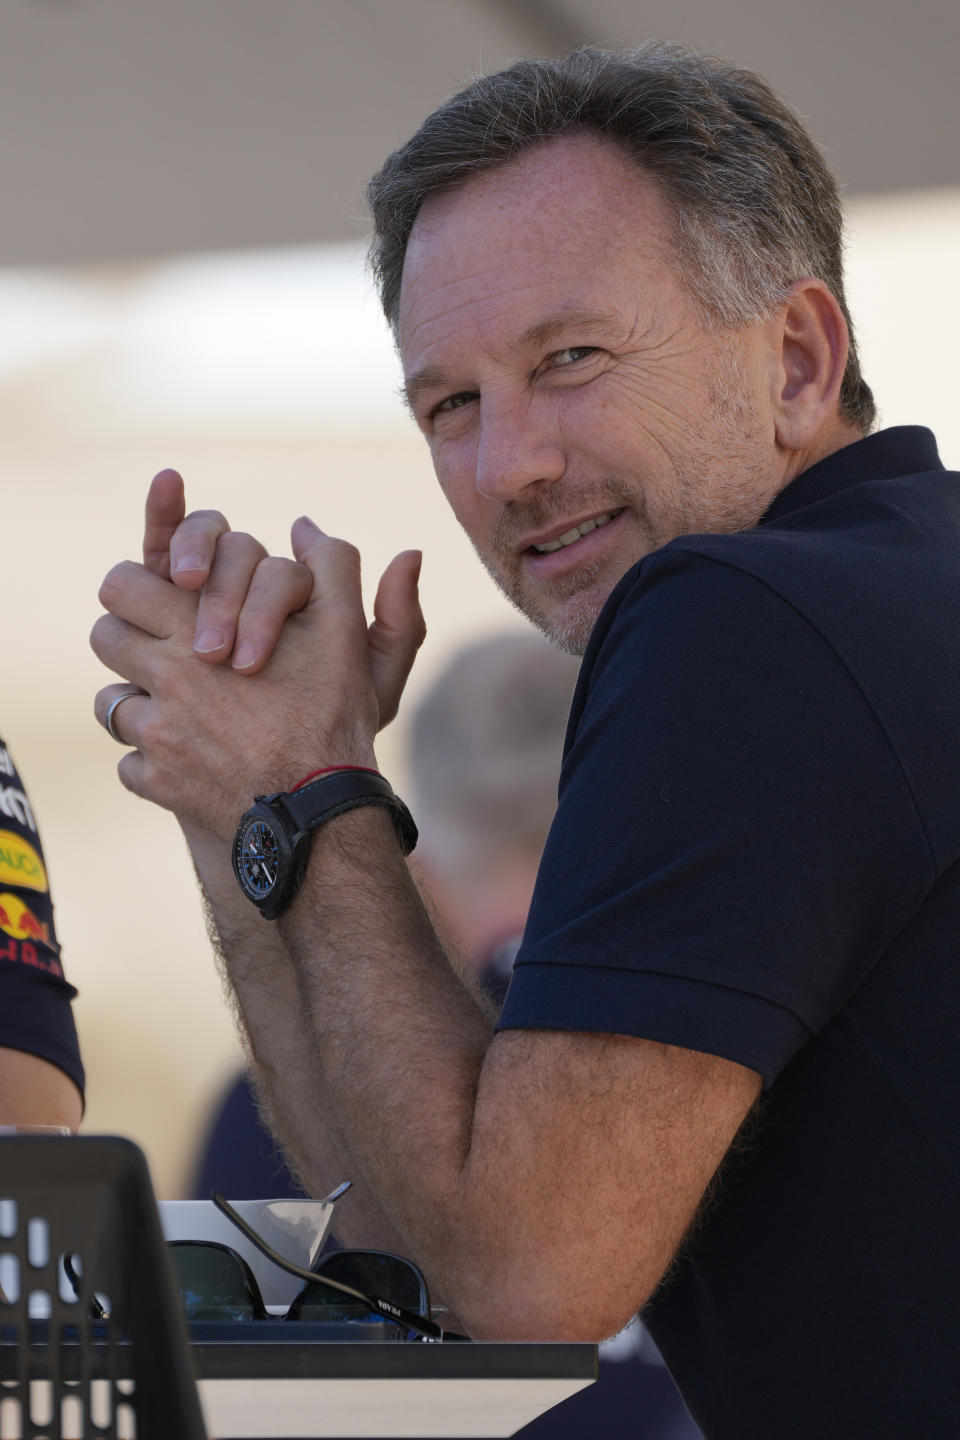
[406,133,670,257]
[397,135,677,363]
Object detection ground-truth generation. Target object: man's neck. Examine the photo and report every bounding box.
[779,418,866,492]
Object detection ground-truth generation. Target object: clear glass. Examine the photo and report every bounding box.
[0,1126,73,1136]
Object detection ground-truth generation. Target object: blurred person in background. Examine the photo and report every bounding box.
[407,633,579,1007]
[0,735,83,1127]
[192,630,700,1439]
[94,40,960,1437]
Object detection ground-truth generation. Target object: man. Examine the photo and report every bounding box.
[92,42,960,1438]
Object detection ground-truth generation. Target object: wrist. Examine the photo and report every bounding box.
[179,816,233,879]
[248,738,379,801]
[231,766,417,920]
[292,763,381,791]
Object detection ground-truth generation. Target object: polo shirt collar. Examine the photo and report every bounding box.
[761,426,943,525]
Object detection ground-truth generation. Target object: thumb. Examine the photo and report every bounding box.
[369,550,426,728]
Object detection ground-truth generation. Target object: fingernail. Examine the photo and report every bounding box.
[195,628,225,654]
[175,554,206,574]
[232,642,256,670]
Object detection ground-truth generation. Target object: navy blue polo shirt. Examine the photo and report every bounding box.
[498,428,960,1438]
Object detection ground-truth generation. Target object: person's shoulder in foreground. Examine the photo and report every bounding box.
[0,735,84,1127]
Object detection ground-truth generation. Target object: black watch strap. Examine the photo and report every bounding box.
[277,768,419,856]
[233,768,418,920]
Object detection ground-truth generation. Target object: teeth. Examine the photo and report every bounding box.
[533,512,613,553]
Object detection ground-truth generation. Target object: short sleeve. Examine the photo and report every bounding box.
[0,738,84,1096]
[497,550,934,1086]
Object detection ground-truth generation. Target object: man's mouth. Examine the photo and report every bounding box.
[528,510,622,554]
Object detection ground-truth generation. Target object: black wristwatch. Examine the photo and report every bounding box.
[231,768,418,920]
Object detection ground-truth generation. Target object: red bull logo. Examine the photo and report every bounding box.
[0,892,50,945]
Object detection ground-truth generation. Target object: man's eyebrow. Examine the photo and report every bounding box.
[401,309,618,415]
[401,365,448,415]
[512,308,620,353]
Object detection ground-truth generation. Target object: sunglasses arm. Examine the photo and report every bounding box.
[210,1191,469,1343]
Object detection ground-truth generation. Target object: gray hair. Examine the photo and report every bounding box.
[409,633,580,872]
[368,40,874,431]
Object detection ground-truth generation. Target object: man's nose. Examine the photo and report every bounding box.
[474,395,566,501]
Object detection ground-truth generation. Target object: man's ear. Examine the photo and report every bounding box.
[771,279,850,452]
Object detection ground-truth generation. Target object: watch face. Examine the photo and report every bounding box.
[233,816,282,902]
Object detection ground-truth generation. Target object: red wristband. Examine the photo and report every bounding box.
[291,764,381,793]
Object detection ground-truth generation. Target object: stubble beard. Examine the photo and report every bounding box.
[481,551,608,656]
[477,455,776,655]
[473,350,779,654]
[477,475,645,656]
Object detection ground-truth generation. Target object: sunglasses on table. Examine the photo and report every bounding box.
[165,1191,469,1344]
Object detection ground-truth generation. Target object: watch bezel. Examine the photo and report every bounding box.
[232,770,418,921]
[231,799,303,920]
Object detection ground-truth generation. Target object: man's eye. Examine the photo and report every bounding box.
[552,346,597,367]
[434,391,477,416]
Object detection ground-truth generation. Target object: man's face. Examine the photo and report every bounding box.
[398,135,785,653]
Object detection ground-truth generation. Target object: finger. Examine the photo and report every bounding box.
[94,683,149,747]
[116,749,147,799]
[230,557,313,673]
[290,517,368,630]
[143,469,186,579]
[191,531,269,663]
[90,614,158,690]
[369,550,426,728]
[115,749,182,820]
[99,560,196,639]
[169,508,232,591]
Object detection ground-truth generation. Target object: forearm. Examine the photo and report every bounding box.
[274,806,498,1296]
[271,806,761,1342]
[184,822,409,1250]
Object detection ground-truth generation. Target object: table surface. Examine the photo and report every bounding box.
[191,1338,597,1438]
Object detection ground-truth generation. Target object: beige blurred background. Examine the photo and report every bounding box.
[1,0,957,1196]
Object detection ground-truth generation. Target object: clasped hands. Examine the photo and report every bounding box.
[91,469,425,842]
